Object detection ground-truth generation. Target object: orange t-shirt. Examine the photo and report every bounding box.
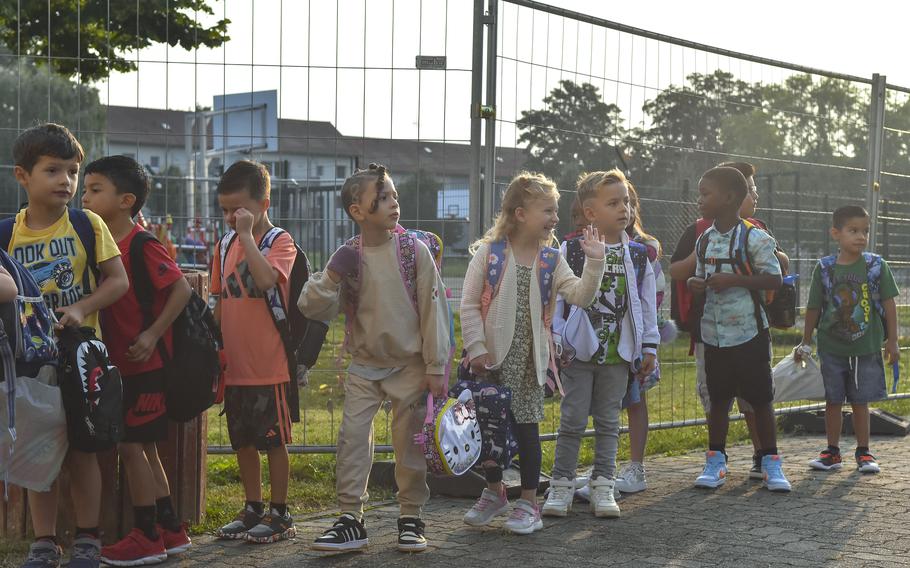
[210,230,296,386]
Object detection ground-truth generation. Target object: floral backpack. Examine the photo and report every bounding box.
[413,389,481,476]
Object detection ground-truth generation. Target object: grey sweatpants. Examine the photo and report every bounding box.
[551,361,630,480]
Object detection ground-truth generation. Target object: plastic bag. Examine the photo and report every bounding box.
[1,366,68,492]
[772,351,825,403]
[554,303,600,364]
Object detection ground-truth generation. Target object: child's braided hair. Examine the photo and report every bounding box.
[341,162,389,220]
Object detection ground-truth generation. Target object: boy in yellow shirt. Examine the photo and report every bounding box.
[4,123,129,568]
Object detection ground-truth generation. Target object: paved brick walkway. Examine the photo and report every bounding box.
[0,436,910,568]
[174,433,910,567]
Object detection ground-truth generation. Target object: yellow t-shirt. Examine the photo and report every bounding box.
[8,208,120,336]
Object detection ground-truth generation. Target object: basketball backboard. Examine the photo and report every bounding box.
[211,89,279,153]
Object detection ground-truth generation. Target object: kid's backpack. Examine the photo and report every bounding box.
[476,239,563,397]
[414,389,481,476]
[695,219,796,330]
[449,378,518,469]
[220,228,329,421]
[817,252,888,339]
[131,230,225,423]
[339,225,456,378]
[56,326,123,452]
[671,218,713,334]
[0,249,58,370]
[0,208,100,295]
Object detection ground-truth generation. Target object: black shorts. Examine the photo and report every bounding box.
[122,369,169,444]
[224,383,293,451]
[703,331,773,407]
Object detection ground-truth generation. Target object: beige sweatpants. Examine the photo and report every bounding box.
[335,362,429,517]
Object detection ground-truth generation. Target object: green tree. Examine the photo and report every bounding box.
[1,50,105,212]
[762,75,864,163]
[518,80,627,190]
[0,0,229,83]
[638,70,764,189]
[516,80,628,232]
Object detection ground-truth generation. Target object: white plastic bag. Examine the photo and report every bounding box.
[554,300,599,364]
[1,367,69,492]
[772,351,826,403]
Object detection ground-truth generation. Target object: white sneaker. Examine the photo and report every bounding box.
[463,487,510,527]
[589,477,620,518]
[503,499,543,535]
[541,477,575,517]
[614,462,647,493]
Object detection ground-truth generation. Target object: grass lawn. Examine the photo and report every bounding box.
[197,313,910,534]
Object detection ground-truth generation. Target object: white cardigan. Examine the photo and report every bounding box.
[460,241,606,386]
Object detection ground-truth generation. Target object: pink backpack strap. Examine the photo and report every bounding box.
[338,234,363,366]
[395,232,419,313]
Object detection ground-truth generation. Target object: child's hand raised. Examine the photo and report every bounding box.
[234,208,255,235]
[580,225,606,260]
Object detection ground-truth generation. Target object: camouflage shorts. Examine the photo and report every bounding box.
[224,383,293,451]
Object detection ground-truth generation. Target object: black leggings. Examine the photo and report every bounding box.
[484,422,541,491]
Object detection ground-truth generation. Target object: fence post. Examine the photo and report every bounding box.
[482,0,499,233]
[470,0,484,241]
[866,73,887,252]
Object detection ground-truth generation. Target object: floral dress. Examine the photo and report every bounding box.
[492,264,544,423]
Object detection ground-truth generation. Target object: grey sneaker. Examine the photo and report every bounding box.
[21,540,62,568]
[67,536,101,568]
[614,462,647,493]
[503,499,543,535]
[217,504,264,540]
[245,509,297,544]
[463,487,510,527]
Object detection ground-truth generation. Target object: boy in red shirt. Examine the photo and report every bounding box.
[81,156,193,565]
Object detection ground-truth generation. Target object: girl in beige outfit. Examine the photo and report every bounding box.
[459,172,606,535]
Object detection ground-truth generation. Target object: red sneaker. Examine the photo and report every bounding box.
[100,528,167,566]
[159,523,192,555]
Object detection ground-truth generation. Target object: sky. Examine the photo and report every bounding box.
[96,0,910,147]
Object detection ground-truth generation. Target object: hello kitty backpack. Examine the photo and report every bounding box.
[414,389,482,476]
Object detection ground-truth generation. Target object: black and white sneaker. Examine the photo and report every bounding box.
[397,517,427,553]
[311,514,368,551]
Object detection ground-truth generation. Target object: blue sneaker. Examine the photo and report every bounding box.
[762,454,792,492]
[694,451,727,488]
[67,536,101,568]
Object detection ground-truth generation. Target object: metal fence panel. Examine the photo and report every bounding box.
[1,0,908,455]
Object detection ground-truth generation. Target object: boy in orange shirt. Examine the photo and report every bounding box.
[210,161,297,543]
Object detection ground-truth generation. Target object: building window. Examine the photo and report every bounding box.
[150,156,160,168]
[316,165,324,177]
[336,165,346,179]
[263,161,287,178]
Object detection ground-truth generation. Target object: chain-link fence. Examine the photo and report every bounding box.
[1,0,908,455]
[485,0,910,440]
